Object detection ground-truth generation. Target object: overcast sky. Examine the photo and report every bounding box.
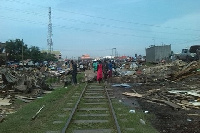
[0,0,200,59]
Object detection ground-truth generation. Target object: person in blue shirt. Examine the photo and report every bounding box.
[108,60,112,78]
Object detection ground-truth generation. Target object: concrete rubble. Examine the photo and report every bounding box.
[0,66,68,121]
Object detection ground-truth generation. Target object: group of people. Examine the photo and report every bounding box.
[69,59,114,85]
[93,59,113,83]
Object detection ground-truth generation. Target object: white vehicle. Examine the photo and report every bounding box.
[28,61,34,66]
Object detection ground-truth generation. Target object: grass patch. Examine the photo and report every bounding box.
[0,85,83,133]
[112,99,158,133]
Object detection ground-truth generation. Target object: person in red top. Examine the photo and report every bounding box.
[97,60,103,83]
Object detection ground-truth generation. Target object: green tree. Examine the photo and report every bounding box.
[5,39,28,61]
[5,39,58,62]
[29,46,41,62]
[41,52,58,62]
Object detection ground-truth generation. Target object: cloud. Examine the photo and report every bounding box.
[150,12,200,53]
[161,13,200,30]
[151,12,200,41]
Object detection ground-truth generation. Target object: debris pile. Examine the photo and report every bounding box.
[168,61,200,81]
[0,68,53,92]
[0,67,63,120]
[123,88,200,110]
[111,60,200,132]
[113,60,200,110]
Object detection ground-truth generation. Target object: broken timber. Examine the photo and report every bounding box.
[31,105,45,120]
[122,92,142,98]
[150,98,182,110]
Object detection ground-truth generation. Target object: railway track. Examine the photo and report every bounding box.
[61,83,121,133]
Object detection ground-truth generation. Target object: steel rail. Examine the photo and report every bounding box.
[104,86,122,133]
[61,83,87,133]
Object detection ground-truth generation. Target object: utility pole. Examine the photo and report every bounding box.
[5,47,7,69]
[115,48,117,57]
[22,39,24,70]
[112,48,116,58]
[47,7,53,54]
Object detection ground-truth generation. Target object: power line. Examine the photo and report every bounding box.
[0,6,46,17]
[2,0,200,32]
[1,15,199,43]
[172,39,200,45]
[52,16,200,37]
[52,9,200,32]
[1,6,199,38]
[0,15,47,26]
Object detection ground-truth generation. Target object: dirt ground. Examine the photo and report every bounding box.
[110,74,200,133]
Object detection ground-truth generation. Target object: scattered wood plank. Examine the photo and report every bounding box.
[31,105,45,120]
[177,103,200,109]
[43,91,52,94]
[0,98,12,106]
[15,95,36,100]
[150,98,182,110]
[15,95,33,103]
[122,92,142,98]
[187,114,200,116]
[131,89,137,93]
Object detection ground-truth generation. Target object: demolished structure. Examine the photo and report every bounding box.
[0,67,60,122]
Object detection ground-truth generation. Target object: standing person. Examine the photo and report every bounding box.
[108,60,112,78]
[102,59,108,81]
[71,60,77,85]
[93,59,98,72]
[97,60,103,83]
